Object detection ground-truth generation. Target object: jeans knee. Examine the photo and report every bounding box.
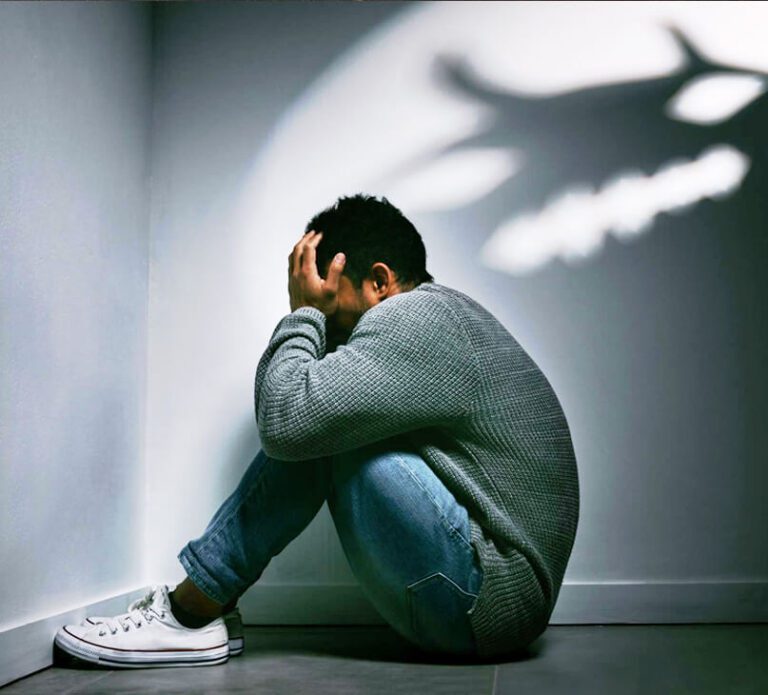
[329,450,363,507]
[328,443,392,516]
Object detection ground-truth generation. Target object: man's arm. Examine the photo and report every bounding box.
[254,292,479,461]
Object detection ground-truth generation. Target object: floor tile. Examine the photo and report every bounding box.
[495,624,768,695]
[6,624,765,694]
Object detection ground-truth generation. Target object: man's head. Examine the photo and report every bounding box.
[306,193,434,347]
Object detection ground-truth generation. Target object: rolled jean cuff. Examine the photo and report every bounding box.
[177,541,233,606]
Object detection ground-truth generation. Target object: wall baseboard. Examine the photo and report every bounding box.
[238,580,768,625]
[0,587,147,688]
[551,580,768,624]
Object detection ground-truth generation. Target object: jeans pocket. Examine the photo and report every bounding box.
[406,571,479,656]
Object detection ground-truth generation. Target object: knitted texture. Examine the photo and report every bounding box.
[254,281,580,658]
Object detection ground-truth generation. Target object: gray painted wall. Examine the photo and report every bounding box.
[144,0,767,616]
[1,0,765,640]
[0,2,152,631]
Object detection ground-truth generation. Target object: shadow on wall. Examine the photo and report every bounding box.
[378,26,768,277]
[225,23,768,499]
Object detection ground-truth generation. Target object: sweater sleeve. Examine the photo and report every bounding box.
[253,292,479,461]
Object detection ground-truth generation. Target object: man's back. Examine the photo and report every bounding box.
[401,281,580,656]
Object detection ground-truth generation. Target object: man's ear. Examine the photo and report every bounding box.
[369,263,396,296]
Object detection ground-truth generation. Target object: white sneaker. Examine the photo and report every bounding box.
[55,585,229,668]
[83,586,244,657]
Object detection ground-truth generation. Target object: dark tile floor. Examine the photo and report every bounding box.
[4,624,767,694]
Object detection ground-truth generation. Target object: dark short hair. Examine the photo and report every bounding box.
[305,193,434,289]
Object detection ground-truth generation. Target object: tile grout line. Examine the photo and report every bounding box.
[491,664,499,695]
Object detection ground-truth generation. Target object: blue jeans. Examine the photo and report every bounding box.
[178,438,484,657]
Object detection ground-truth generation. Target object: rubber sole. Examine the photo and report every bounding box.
[54,630,229,669]
[85,617,245,658]
[229,636,244,656]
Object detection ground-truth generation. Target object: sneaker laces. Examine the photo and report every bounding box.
[97,586,168,636]
[125,584,166,612]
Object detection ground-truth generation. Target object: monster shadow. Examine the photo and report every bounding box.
[376,26,768,276]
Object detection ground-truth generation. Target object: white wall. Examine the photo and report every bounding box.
[3,1,764,657]
[144,0,767,622]
[147,3,768,622]
[0,1,151,634]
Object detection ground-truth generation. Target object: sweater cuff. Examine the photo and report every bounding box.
[292,305,326,324]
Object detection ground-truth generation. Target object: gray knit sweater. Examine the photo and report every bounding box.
[254,280,580,657]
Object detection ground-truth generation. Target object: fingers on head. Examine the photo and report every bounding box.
[291,231,323,273]
[304,232,324,268]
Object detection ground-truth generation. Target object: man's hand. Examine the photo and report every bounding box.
[288,229,346,315]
